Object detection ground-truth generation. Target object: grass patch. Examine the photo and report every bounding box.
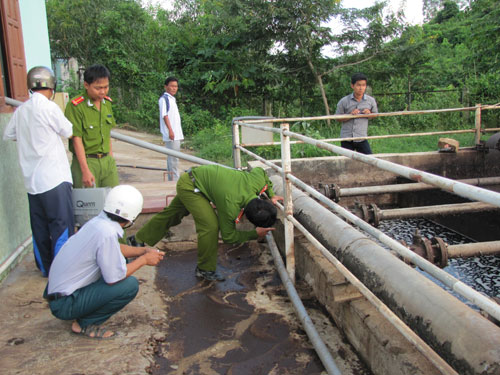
[190,120,482,164]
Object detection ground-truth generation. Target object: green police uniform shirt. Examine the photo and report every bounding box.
[191,165,276,244]
[65,92,116,155]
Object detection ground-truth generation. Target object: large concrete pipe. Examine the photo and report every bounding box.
[270,176,500,375]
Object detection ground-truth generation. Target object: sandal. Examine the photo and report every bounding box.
[74,324,117,339]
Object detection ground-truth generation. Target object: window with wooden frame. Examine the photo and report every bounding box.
[1,0,28,113]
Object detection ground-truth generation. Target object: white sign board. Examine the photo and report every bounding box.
[241,121,274,145]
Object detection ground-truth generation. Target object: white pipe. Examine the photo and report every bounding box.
[237,122,500,208]
[236,145,500,322]
[110,130,232,169]
[234,103,500,124]
[280,123,295,283]
[265,233,342,375]
[0,236,32,278]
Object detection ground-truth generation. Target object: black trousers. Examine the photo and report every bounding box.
[28,182,74,276]
[341,140,373,155]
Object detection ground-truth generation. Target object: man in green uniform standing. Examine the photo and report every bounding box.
[128,165,283,281]
[65,64,119,188]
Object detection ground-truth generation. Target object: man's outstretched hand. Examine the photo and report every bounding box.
[256,227,275,238]
[271,195,284,206]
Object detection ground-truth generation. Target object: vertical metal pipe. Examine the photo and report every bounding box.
[475,104,482,145]
[232,119,242,169]
[280,123,295,284]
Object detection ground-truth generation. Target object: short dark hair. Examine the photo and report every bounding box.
[244,198,277,228]
[84,64,111,84]
[164,76,178,86]
[351,73,368,85]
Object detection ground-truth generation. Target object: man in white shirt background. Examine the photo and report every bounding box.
[159,77,184,181]
[3,66,74,277]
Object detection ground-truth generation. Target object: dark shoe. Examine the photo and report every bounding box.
[127,235,145,247]
[195,266,225,281]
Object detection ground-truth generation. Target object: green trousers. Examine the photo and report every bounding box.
[48,277,139,329]
[135,172,219,271]
[71,155,119,188]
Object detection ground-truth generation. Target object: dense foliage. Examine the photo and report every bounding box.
[47,0,499,161]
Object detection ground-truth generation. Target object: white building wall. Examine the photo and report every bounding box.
[18,0,52,70]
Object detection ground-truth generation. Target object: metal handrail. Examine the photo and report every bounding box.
[235,137,500,322]
[236,103,500,124]
[238,121,500,208]
[266,233,342,375]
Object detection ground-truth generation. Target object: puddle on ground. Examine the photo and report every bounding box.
[150,241,336,375]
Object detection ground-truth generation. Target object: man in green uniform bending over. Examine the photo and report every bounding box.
[128,165,283,281]
[65,64,119,188]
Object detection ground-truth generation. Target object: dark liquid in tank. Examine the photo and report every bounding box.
[376,218,500,309]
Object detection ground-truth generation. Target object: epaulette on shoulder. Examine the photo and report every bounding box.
[104,95,113,102]
[71,96,84,106]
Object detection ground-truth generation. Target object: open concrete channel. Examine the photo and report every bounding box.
[2,129,499,374]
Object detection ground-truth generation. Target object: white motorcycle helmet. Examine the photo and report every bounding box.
[103,185,143,223]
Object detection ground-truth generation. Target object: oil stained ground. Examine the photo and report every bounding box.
[151,241,330,375]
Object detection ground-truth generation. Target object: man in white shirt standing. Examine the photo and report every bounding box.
[3,66,74,277]
[159,77,183,181]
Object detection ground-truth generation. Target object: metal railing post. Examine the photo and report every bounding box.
[232,120,242,169]
[280,123,295,283]
[475,103,482,145]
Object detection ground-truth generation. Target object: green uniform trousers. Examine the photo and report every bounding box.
[71,155,119,188]
[135,172,219,271]
[47,276,139,329]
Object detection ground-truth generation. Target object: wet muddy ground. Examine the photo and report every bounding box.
[150,240,370,375]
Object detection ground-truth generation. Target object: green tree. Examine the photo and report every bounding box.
[47,0,169,127]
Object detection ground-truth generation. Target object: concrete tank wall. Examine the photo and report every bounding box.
[0,114,32,282]
[269,175,500,375]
